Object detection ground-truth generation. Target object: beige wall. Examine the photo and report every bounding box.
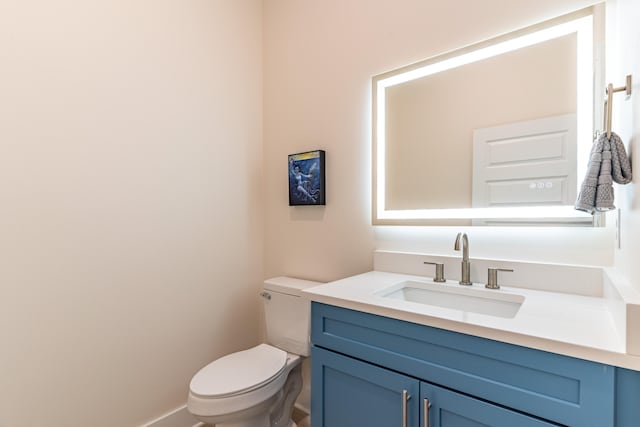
[608,0,640,290]
[0,1,263,426]
[263,0,612,284]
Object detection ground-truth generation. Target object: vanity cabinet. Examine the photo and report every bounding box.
[310,302,640,427]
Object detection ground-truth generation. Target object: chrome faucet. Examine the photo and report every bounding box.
[454,232,472,285]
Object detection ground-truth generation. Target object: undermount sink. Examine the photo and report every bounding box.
[377,280,524,318]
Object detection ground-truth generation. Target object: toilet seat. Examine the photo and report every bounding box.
[190,344,288,399]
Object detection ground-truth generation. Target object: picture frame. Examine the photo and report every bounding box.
[288,150,326,206]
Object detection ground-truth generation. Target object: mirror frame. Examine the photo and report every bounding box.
[372,8,599,226]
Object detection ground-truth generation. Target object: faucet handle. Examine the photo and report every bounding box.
[486,268,513,289]
[423,261,446,282]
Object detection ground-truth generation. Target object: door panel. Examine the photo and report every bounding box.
[472,114,577,208]
[421,382,560,427]
[312,346,419,427]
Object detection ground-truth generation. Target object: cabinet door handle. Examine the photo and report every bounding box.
[402,389,410,427]
[423,398,431,427]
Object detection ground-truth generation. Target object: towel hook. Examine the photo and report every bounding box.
[604,75,632,138]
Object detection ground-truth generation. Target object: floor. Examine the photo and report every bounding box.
[199,410,309,427]
[292,407,311,427]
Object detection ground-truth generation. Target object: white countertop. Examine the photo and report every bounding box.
[303,270,640,370]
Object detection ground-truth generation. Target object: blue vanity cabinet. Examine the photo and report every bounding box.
[310,302,635,427]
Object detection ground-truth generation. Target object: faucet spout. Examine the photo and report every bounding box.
[454,232,472,286]
[454,232,469,262]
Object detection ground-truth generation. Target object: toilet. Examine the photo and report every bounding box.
[187,277,320,427]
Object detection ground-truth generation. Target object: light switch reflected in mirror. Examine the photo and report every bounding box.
[372,9,599,226]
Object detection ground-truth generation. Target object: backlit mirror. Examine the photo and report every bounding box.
[373,10,598,226]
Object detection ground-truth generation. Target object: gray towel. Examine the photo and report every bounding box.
[575,131,632,213]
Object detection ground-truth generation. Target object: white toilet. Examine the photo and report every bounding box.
[187,277,319,427]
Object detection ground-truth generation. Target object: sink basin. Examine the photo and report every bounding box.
[377,280,524,318]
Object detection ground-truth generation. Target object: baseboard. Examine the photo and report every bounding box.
[142,401,308,427]
[140,405,203,427]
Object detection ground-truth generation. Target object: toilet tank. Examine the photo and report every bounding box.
[262,276,321,357]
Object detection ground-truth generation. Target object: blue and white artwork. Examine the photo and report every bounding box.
[288,150,325,206]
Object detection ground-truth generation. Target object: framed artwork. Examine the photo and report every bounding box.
[288,150,326,206]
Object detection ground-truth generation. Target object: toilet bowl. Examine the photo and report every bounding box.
[188,344,302,427]
[187,277,320,427]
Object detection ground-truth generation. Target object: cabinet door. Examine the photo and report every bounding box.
[420,382,560,427]
[312,346,419,427]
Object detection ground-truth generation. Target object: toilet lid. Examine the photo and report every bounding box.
[190,344,287,398]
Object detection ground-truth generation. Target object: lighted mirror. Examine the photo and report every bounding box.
[373,10,598,226]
